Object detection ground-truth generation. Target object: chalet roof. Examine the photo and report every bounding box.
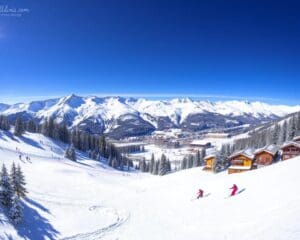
[190,140,211,146]
[254,144,279,156]
[292,136,300,142]
[281,141,300,149]
[204,154,216,160]
[229,148,255,160]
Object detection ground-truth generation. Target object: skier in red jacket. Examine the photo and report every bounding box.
[230,184,238,196]
[197,189,204,199]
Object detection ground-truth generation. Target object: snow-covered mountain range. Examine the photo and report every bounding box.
[1,94,300,138]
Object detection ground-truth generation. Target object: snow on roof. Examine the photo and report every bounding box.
[254,144,279,156]
[292,136,300,141]
[113,142,146,147]
[228,165,252,170]
[229,148,255,160]
[281,141,300,149]
[190,140,211,146]
[204,154,216,160]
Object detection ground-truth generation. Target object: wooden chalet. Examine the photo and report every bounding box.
[254,144,278,167]
[281,141,300,160]
[203,155,216,171]
[228,149,254,174]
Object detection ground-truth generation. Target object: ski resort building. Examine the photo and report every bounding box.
[228,149,254,174]
[281,141,300,160]
[190,140,212,149]
[204,133,231,139]
[254,144,279,167]
[203,155,216,171]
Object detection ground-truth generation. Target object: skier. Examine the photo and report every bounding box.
[197,189,204,199]
[230,184,238,196]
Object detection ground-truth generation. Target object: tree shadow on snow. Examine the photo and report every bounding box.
[13,201,59,240]
[18,136,45,150]
[24,198,51,215]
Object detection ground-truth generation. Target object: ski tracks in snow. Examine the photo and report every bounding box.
[61,206,130,240]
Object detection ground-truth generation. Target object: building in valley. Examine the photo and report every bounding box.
[228,149,254,174]
[203,155,216,171]
[190,140,212,149]
[204,133,231,139]
[281,141,300,160]
[254,144,279,168]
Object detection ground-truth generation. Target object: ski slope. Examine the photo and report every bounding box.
[0,130,299,240]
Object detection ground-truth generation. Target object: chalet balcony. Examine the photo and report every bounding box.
[284,151,300,155]
[230,160,244,166]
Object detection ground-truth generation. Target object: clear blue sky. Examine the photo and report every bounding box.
[0,0,300,104]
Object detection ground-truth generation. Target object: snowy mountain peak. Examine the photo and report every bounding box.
[0,95,299,137]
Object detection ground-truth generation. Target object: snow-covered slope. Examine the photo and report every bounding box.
[1,95,300,137]
[0,130,300,239]
[0,130,299,239]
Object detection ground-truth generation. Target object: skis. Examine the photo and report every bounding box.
[224,188,246,199]
[190,193,211,201]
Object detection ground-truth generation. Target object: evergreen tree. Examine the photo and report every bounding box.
[271,123,280,144]
[158,154,168,176]
[181,157,187,170]
[187,155,193,168]
[108,156,113,167]
[41,118,49,136]
[288,116,297,140]
[0,164,13,207]
[201,149,206,165]
[152,161,159,175]
[14,117,25,136]
[99,135,107,157]
[9,195,23,224]
[149,153,155,173]
[139,158,147,172]
[58,123,69,143]
[111,158,119,169]
[26,120,37,133]
[0,115,10,131]
[281,121,288,143]
[296,112,300,134]
[166,159,171,172]
[64,145,76,161]
[193,151,201,167]
[10,163,27,198]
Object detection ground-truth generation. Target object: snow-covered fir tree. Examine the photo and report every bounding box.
[0,164,13,207]
[64,145,76,161]
[181,157,187,170]
[10,163,27,198]
[0,115,10,131]
[149,153,155,173]
[158,154,169,176]
[26,119,37,133]
[14,117,25,136]
[9,194,23,224]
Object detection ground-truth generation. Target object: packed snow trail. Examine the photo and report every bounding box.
[61,208,130,240]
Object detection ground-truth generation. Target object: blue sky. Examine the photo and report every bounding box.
[0,0,300,104]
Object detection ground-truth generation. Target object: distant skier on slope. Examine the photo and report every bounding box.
[197,189,204,199]
[230,184,238,196]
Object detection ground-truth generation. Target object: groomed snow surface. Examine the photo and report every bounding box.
[0,131,299,240]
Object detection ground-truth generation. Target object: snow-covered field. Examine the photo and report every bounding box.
[0,130,300,240]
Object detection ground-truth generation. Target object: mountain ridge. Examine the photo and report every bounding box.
[1,94,300,138]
